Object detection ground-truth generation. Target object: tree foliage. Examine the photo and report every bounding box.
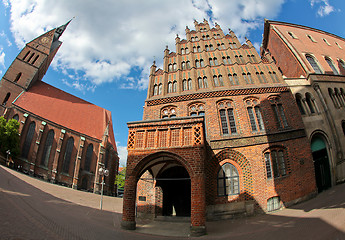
[115,167,126,189]
[0,116,20,157]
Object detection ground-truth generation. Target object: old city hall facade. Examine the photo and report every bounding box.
[122,20,317,236]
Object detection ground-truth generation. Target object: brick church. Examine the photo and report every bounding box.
[122,20,317,236]
[0,21,119,195]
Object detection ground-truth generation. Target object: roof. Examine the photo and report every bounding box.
[13,81,116,149]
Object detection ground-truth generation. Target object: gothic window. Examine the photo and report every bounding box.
[295,93,306,115]
[185,47,189,54]
[214,57,218,65]
[195,36,199,41]
[84,143,93,172]
[227,56,232,64]
[339,59,345,74]
[335,88,344,107]
[193,46,197,52]
[264,149,287,179]
[329,88,339,108]
[205,45,209,51]
[167,82,173,93]
[325,57,339,75]
[181,48,185,54]
[191,37,195,42]
[270,97,289,129]
[247,73,253,84]
[188,78,192,90]
[12,114,19,121]
[172,81,177,92]
[246,99,265,132]
[306,92,317,113]
[22,121,36,159]
[198,77,203,89]
[14,72,22,83]
[217,100,237,135]
[306,55,322,74]
[217,163,240,196]
[27,52,35,62]
[186,61,191,69]
[221,43,225,49]
[256,72,263,83]
[181,61,186,70]
[41,129,54,167]
[260,72,267,83]
[203,77,208,88]
[173,63,177,71]
[213,75,219,87]
[2,92,10,106]
[153,84,158,96]
[62,137,74,173]
[209,58,214,66]
[222,57,227,65]
[195,60,200,68]
[158,84,162,95]
[168,64,173,72]
[161,106,177,118]
[182,79,187,91]
[23,51,31,61]
[243,73,248,84]
[219,75,224,86]
[228,73,239,85]
[206,35,210,39]
[210,44,214,50]
[189,103,205,116]
[239,55,244,64]
[197,46,201,52]
[200,59,205,67]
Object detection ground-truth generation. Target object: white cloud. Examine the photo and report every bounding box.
[0,47,5,68]
[310,0,335,17]
[116,144,128,167]
[2,0,9,8]
[7,0,285,91]
[0,31,13,47]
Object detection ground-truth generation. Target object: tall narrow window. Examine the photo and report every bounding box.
[2,92,10,106]
[153,84,158,96]
[270,97,289,128]
[218,163,240,196]
[14,72,22,83]
[203,77,208,88]
[213,75,219,87]
[265,152,272,179]
[295,93,306,115]
[158,84,162,95]
[306,55,322,74]
[264,149,287,179]
[186,61,191,69]
[172,81,177,92]
[217,100,237,135]
[306,92,316,113]
[22,121,36,159]
[62,137,74,173]
[41,129,54,167]
[182,79,187,91]
[246,99,265,132]
[325,57,339,75]
[188,78,192,90]
[181,61,186,70]
[167,82,172,93]
[84,144,93,172]
[31,55,39,64]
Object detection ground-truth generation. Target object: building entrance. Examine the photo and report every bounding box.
[311,136,331,192]
[157,166,191,217]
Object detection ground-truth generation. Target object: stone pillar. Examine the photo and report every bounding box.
[121,174,137,230]
[30,121,46,172]
[51,129,66,182]
[190,174,206,237]
[72,136,85,189]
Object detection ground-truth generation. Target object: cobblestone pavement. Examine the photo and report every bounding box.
[1,165,345,239]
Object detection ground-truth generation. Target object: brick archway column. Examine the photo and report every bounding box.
[121,174,137,230]
[190,174,206,237]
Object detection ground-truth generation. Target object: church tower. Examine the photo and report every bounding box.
[0,21,70,115]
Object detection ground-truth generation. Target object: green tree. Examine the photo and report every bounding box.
[115,166,126,189]
[0,116,20,157]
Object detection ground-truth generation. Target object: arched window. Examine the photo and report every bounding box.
[31,55,39,65]
[205,45,209,51]
[186,61,191,69]
[153,84,158,96]
[185,47,189,54]
[217,163,239,196]
[264,149,287,179]
[181,61,186,70]
[270,97,289,129]
[328,88,339,108]
[23,51,31,61]
[193,46,197,52]
[339,59,345,75]
[260,72,267,83]
[222,57,227,64]
[181,48,185,55]
[295,93,306,115]
[227,56,231,64]
[2,92,10,106]
[188,78,192,90]
[84,144,93,172]
[189,103,205,116]
[62,137,74,173]
[168,64,173,72]
[209,58,214,66]
[197,46,201,52]
[228,73,239,85]
[325,57,339,75]
[195,60,200,68]
[182,79,187,91]
[335,88,344,107]
[306,92,316,113]
[14,72,22,83]
[200,59,204,67]
[41,129,54,167]
[246,99,265,132]
[306,55,322,74]
[12,114,19,121]
[214,58,218,65]
[267,197,281,212]
[161,106,177,118]
[158,84,162,95]
[167,82,173,93]
[247,73,253,84]
[210,44,214,51]
[173,63,177,71]
[22,121,36,159]
[172,81,177,92]
[219,75,224,86]
[213,75,219,87]
[203,77,208,88]
[217,100,237,135]
[198,77,203,89]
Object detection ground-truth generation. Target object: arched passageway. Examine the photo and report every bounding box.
[311,135,332,192]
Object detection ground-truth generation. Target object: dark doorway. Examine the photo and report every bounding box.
[80,177,88,190]
[157,166,191,217]
[311,136,332,193]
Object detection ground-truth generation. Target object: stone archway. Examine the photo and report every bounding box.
[311,134,332,192]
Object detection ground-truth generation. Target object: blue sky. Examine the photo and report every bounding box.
[0,0,344,166]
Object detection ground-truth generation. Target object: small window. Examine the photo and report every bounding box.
[189,103,205,116]
[288,31,297,39]
[158,84,162,95]
[306,55,322,74]
[2,92,11,106]
[267,197,280,212]
[14,72,22,83]
[325,57,339,75]
[217,163,240,196]
[307,35,316,42]
[161,106,177,119]
[323,38,330,46]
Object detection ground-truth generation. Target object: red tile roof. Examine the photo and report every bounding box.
[13,81,116,150]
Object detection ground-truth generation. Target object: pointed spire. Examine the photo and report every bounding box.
[53,18,73,42]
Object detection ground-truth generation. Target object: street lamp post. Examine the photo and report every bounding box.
[98,167,109,210]
[6,150,11,167]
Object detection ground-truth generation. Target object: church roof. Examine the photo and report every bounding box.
[13,81,116,149]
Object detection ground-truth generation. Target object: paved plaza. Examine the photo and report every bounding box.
[0,165,344,239]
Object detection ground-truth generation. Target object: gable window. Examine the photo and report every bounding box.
[325,57,339,75]
[264,149,287,178]
[62,137,74,173]
[217,100,237,135]
[246,99,265,132]
[270,97,289,129]
[306,55,322,74]
[218,163,240,196]
[41,129,55,167]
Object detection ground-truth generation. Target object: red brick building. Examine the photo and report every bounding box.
[122,20,317,236]
[0,22,119,195]
[261,20,345,192]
